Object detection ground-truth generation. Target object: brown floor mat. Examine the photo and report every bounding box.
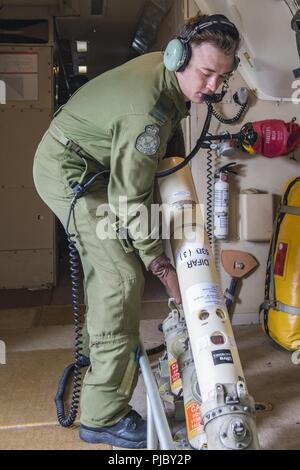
[0,348,111,450]
[0,425,110,450]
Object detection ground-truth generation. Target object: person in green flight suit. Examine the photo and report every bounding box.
[33,13,240,448]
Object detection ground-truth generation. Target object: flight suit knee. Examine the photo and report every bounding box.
[81,333,140,427]
[80,258,144,426]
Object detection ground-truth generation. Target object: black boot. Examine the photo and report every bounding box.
[79,410,147,449]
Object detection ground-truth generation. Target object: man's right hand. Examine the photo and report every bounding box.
[149,254,182,305]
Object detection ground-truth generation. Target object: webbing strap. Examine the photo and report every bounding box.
[267,210,280,305]
[224,289,234,301]
[49,122,71,147]
[276,302,300,316]
[280,205,300,215]
[49,123,93,160]
[261,300,300,316]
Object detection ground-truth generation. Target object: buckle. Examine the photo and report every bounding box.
[70,181,84,197]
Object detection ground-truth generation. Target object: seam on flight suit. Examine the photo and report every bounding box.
[104,111,166,132]
[90,332,139,347]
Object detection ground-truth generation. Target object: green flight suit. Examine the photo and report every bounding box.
[33,52,189,427]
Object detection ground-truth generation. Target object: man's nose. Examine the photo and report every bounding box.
[205,76,219,94]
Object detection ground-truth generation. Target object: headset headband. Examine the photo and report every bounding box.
[182,16,239,44]
[163,14,240,73]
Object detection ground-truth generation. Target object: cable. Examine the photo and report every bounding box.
[155,86,230,178]
[54,170,109,427]
[54,168,166,426]
[156,84,248,178]
[206,146,214,247]
[55,193,83,427]
[156,101,214,178]
[211,101,248,125]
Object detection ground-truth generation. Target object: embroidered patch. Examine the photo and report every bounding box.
[135,124,160,156]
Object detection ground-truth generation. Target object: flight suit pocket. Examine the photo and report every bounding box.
[117,351,138,397]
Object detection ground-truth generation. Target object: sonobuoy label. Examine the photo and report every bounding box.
[186,282,224,311]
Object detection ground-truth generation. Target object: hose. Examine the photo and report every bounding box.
[156,101,214,178]
[211,102,248,124]
[206,146,214,247]
[54,172,109,427]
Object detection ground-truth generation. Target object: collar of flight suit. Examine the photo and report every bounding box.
[164,66,190,119]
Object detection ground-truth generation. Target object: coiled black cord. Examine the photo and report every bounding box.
[54,194,85,427]
[54,171,167,427]
[211,101,248,125]
[155,84,247,178]
[206,145,214,247]
[55,171,109,427]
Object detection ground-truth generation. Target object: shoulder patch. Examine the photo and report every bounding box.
[135,124,161,156]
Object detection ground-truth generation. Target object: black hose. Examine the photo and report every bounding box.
[211,102,248,124]
[156,102,214,178]
[54,195,84,427]
[155,85,247,179]
[54,171,109,428]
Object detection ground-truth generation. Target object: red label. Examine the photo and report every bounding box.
[185,401,203,438]
[169,360,181,384]
[274,242,288,276]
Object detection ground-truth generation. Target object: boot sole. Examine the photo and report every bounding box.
[79,427,147,449]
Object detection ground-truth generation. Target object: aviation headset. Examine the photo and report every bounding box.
[163,14,240,73]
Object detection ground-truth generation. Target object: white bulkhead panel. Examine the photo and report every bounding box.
[195,0,300,101]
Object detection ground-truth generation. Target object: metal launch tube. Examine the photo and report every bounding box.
[157,157,259,450]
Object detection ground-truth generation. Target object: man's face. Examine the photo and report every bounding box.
[175,42,236,103]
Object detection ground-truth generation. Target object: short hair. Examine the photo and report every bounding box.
[180,13,241,57]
